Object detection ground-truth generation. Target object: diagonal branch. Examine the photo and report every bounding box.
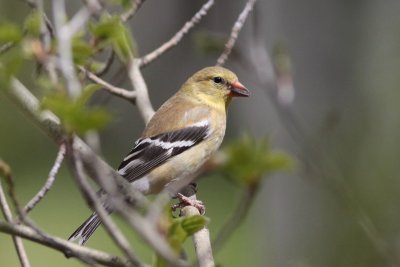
[66,139,146,267]
[216,0,257,66]
[121,0,147,22]
[3,78,183,266]
[24,143,66,214]
[138,0,214,67]
[79,66,137,104]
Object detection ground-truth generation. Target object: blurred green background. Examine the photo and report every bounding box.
[2,0,400,266]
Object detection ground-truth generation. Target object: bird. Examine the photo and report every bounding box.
[68,66,249,245]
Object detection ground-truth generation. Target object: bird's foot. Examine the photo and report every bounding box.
[172,193,205,215]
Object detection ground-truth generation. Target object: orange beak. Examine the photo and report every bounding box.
[229,81,250,97]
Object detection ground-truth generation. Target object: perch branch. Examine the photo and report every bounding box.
[138,0,214,67]
[180,186,214,267]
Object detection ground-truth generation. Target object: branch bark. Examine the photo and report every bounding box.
[0,221,132,267]
[216,0,257,66]
[138,0,214,67]
[24,143,66,214]
[0,168,31,267]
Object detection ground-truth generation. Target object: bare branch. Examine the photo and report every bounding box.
[121,0,146,22]
[138,0,215,67]
[0,221,132,267]
[0,42,15,55]
[127,58,155,123]
[53,0,87,98]
[24,143,66,214]
[216,0,257,66]
[0,161,31,267]
[94,50,115,76]
[66,139,146,267]
[79,66,137,103]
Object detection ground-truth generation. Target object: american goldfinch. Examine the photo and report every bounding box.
[69,66,249,245]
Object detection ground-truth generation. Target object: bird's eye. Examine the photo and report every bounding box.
[213,76,224,84]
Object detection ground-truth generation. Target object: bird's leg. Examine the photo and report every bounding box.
[172,193,205,215]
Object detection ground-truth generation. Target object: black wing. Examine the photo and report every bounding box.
[117,123,210,182]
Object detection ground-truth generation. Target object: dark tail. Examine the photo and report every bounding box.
[68,213,102,245]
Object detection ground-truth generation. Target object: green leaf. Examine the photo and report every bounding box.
[112,21,135,61]
[168,218,187,250]
[24,10,42,37]
[86,60,106,73]
[0,48,23,87]
[0,22,22,43]
[78,83,103,106]
[90,15,135,62]
[41,93,111,134]
[181,215,209,236]
[220,135,294,187]
[72,37,95,64]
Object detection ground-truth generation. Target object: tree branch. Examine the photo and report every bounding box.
[3,78,184,266]
[127,58,155,123]
[80,66,137,104]
[182,203,214,267]
[66,139,146,267]
[24,143,66,214]
[0,221,132,267]
[0,162,31,267]
[216,0,257,66]
[138,0,214,67]
[121,0,146,22]
[52,0,85,98]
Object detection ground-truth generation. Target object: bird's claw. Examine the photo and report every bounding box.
[172,193,205,215]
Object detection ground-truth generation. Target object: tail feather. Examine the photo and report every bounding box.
[68,213,101,245]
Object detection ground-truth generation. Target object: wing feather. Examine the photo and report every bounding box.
[117,123,210,182]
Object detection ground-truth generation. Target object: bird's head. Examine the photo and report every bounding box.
[181,66,249,109]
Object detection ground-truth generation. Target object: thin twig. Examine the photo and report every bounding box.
[127,58,155,123]
[0,161,31,267]
[95,50,115,76]
[138,0,214,67]
[79,66,137,103]
[121,0,146,22]
[24,143,66,214]
[66,139,146,267]
[216,0,257,66]
[0,42,15,55]
[24,0,55,37]
[0,221,132,267]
